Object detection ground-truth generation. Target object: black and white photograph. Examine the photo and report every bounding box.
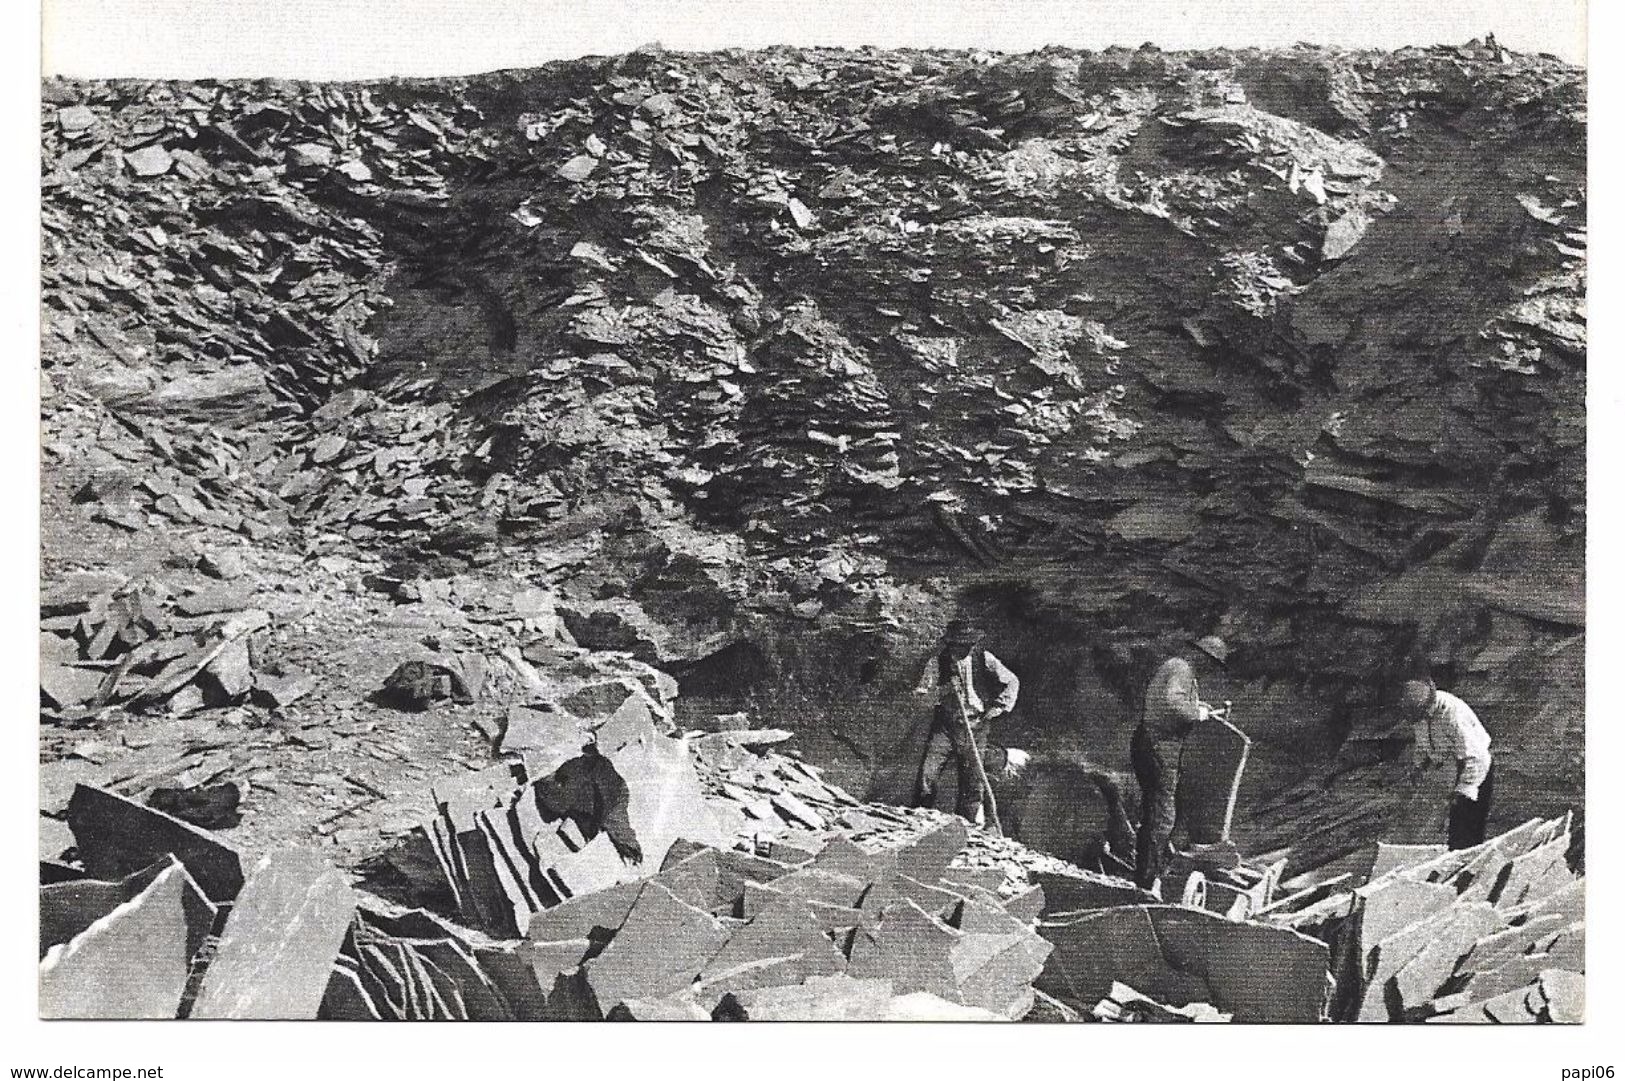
[16,0,1606,1061]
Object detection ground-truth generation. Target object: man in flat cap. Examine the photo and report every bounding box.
[913,618,1021,824]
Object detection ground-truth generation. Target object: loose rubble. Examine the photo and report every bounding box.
[1265,814,1583,1022]
[38,39,1583,1022]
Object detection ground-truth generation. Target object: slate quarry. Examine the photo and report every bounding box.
[39,38,1583,1021]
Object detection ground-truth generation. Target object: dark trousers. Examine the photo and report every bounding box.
[920,705,989,823]
[1447,764,1496,850]
[1131,724,1180,890]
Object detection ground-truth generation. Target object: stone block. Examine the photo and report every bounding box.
[1507,877,1583,925]
[1034,870,1145,915]
[743,868,867,916]
[1538,969,1584,1023]
[526,879,644,944]
[608,992,713,1020]
[766,833,826,864]
[742,881,864,933]
[1038,906,1207,1011]
[39,855,214,961]
[721,973,894,1020]
[1353,877,1456,963]
[940,866,1007,894]
[886,992,1006,1021]
[66,784,245,903]
[858,873,964,921]
[191,849,357,1018]
[952,929,1052,1019]
[1002,883,1047,923]
[1149,905,1330,1022]
[1176,717,1250,845]
[1387,902,1505,1017]
[1456,913,1566,976]
[583,883,728,1011]
[1491,835,1574,909]
[890,818,969,882]
[1368,842,1448,880]
[501,704,589,774]
[847,899,963,1003]
[39,862,198,1018]
[699,894,847,995]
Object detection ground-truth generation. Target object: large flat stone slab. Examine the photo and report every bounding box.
[1036,906,1207,1011]
[40,855,214,960]
[66,784,245,903]
[40,862,198,1018]
[722,973,895,1020]
[1387,902,1506,1018]
[1150,905,1330,1023]
[700,893,846,995]
[847,899,962,1003]
[190,849,357,1018]
[583,883,728,1011]
[1176,717,1250,845]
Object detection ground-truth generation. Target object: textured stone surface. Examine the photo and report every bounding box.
[191,849,358,1018]
[583,883,728,1011]
[39,862,198,1019]
[848,899,964,1002]
[66,783,245,903]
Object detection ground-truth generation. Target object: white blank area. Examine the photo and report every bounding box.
[42,0,1586,80]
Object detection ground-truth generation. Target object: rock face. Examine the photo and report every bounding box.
[40,41,1583,944]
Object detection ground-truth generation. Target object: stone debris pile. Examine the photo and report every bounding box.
[323,815,1053,1021]
[40,781,1062,1020]
[42,79,478,409]
[1265,814,1583,1022]
[38,709,1584,1023]
[40,575,273,723]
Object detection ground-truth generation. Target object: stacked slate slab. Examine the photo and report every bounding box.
[1264,814,1582,1022]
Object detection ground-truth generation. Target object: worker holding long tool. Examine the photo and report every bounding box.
[913,618,1020,830]
[1132,635,1230,893]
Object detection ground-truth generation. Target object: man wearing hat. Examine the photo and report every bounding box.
[913,618,1021,824]
[1399,676,1494,849]
[1132,634,1230,892]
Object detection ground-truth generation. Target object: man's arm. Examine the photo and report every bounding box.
[1445,706,1492,800]
[1163,660,1205,725]
[1411,716,1433,770]
[981,651,1020,719]
[913,658,939,697]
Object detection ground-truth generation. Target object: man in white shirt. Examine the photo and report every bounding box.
[1400,678,1495,849]
[913,618,1020,823]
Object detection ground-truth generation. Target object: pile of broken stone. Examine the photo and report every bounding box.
[1266,815,1583,1023]
[39,652,1584,1021]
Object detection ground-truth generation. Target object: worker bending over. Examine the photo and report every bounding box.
[913,618,1020,824]
[1132,635,1229,893]
[1400,677,1495,849]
